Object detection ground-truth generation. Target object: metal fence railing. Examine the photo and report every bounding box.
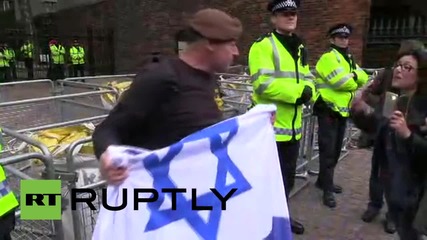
[1,68,380,239]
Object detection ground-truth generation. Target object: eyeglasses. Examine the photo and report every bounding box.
[394,63,416,72]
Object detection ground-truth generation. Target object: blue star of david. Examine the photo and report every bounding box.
[139,118,252,240]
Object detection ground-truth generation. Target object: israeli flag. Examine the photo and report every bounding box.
[92,104,292,240]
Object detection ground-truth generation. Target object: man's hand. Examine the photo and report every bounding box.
[270,112,276,124]
[99,151,128,185]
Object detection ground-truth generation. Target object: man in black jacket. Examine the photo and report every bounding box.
[92,8,243,184]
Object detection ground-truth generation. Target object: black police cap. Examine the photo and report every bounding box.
[328,23,353,37]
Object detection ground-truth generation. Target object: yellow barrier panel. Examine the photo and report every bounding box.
[29,124,95,164]
[100,80,133,109]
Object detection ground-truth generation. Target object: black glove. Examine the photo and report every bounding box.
[295,85,312,105]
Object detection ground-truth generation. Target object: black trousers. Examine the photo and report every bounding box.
[0,210,15,240]
[368,137,385,210]
[24,58,34,79]
[0,67,10,82]
[384,182,420,240]
[276,140,300,199]
[317,113,347,192]
[72,64,85,77]
[49,64,65,81]
[9,62,16,80]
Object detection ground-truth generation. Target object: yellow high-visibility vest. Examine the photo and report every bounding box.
[50,44,65,64]
[315,48,369,117]
[249,32,316,142]
[70,46,85,65]
[0,165,19,216]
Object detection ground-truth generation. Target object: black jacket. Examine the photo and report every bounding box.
[380,94,427,209]
[92,57,222,159]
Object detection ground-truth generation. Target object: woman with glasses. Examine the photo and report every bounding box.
[373,48,427,239]
[352,40,424,235]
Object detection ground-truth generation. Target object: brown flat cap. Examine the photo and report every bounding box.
[189,8,243,41]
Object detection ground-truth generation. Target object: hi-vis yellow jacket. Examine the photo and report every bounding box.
[50,44,65,64]
[315,48,369,117]
[0,130,19,216]
[249,33,316,142]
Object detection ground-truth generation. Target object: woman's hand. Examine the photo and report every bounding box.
[389,111,412,139]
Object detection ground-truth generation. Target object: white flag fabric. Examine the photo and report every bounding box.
[92,104,293,240]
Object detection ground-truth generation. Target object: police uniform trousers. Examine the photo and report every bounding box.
[276,140,300,199]
[0,210,16,240]
[49,64,65,81]
[24,58,34,79]
[72,64,85,78]
[316,109,347,192]
[0,67,11,82]
[9,62,17,81]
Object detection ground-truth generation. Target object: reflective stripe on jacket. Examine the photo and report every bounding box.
[248,33,316,142]
[70,46,85,65]
[0,50,10,67]
[315,49,369,117]
[5,49,15,63]
[21,43,34,58]
[0,166,19,216]
[50,45,65,64]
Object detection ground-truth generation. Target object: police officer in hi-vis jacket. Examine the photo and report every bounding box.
[248,0,316,234]
[313,23,368,208]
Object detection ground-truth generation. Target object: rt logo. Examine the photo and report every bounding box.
[20,180,62,220]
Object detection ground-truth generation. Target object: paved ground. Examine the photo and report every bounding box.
[289,149,396,240]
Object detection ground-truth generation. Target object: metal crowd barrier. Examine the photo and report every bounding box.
[1,68,380,240]
[0,81,119,239]
[0,127,63,240]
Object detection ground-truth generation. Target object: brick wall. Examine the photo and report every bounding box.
[114,0,372,73]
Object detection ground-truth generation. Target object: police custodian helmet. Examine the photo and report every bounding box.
[328,23,353,38]
[267,0,300,13]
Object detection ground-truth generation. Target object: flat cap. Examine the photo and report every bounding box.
[189,8,243,42]
[328,23,353,37]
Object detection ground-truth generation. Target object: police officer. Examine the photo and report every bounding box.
[0,43,11,82]
[4,44,16,80]
[0,131,19,240]
[20,39,34,79]
[313,23,368,208]
[248,0,316,234]
[93,8,242,186]
[69,38,86,77]
[48,39,66,80]
[0,166,18,240]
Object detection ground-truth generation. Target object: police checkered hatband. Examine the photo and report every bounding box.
[331,26,350,35]
[272,0,297,12]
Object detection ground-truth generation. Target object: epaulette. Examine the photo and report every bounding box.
[254,32,272,42]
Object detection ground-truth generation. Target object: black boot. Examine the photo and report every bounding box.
[315,181,343,194]
[323,191,337,208]
[290,219,304,235]
[383,213,396,234]
[361,206,380,222]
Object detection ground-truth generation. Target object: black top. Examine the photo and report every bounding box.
[92,57,222,159]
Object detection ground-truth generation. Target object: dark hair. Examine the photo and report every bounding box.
[397,39,425,56]
[176,28,205,44]
[397,48,427,95]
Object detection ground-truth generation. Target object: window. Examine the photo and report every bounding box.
[1,0,11,12]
